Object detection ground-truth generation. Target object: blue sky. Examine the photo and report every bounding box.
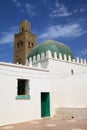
[0,0,87,62]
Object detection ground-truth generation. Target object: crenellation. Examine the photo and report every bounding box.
[27,50,87,67]
[33,56,36,63]
[84,59,86,65]
[25,59,29,65]
[29,57,32,67]
[41,52,45,60]
[72,59,75,63]
[46,50,52,58]
[76,57,79,64]
[64,54,67,61]
[59,53,62,60]
[37,54,40,61]
[54,52,57,59]
[16,62,19,65]
[68,55,71,62]
[80,58,83,64]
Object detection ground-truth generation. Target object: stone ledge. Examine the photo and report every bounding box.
[15,95,30,99]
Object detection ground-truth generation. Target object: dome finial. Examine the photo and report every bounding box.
[20,20,31,32]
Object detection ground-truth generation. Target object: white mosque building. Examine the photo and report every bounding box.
[0,20,87,126]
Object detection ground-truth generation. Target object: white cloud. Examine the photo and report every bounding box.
[12,0,36,17]
[0,26,18,44]
[0,33,14,44]
[39,23,86,40]
[25,3,37,16]
[80,49,87,55]
[73,6,87,14]
[50,0,72,18]
[80,7,87,13]
[12,0,21,7]
[76,49,87,58]
[41,0,48,5]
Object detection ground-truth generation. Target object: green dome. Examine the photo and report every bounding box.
[28,40,74,59]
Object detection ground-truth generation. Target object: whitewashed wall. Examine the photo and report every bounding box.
[0,51,87,126]
[0,63,53,126]
[47,57,87,109]
[31,51,87,113]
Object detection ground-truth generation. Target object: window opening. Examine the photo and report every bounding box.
[17,41,23,48]
[22,27,24,32]
[31,43,33,47]
[28,42,30,48]
[16,79,30,99]
[71,69,74,75]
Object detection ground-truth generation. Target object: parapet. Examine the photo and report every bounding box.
[25,50,87,67]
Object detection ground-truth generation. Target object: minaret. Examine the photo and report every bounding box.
[14,20,36,65]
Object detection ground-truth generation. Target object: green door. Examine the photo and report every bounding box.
[41,92,50,117]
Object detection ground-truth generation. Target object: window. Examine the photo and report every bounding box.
[21,41,23,47]
[31,43,33,47]
[17,42,20,47]
[17,41,23,48]
[28,41,30,48]
[71,69,74,75]
[22,27,24,32]
[16,79,30,99]
[28,41,33,48]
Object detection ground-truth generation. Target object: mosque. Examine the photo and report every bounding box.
[0,20,87,126]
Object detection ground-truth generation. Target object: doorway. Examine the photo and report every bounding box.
[41,92,50,117]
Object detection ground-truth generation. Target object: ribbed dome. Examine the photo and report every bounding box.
[28,40,74,59]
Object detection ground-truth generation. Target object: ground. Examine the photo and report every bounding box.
[1,117,87,130]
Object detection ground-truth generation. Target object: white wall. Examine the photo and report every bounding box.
[47,58,87,109]
[0,63,53,126]
[0,55,87,126]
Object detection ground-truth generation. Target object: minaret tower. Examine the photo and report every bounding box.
[14,20,36,65]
